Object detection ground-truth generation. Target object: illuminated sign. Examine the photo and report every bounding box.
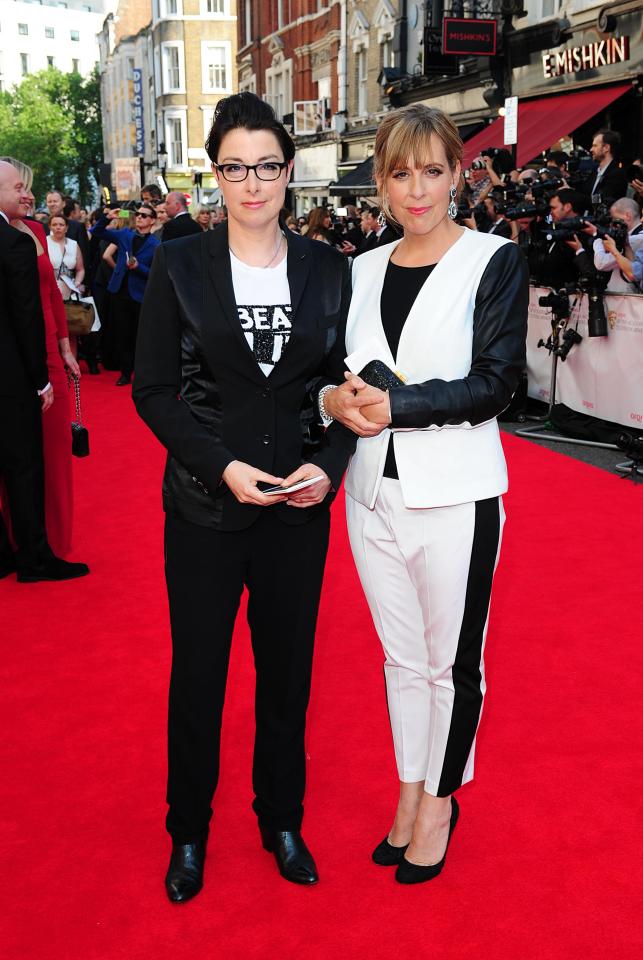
[443,18,497,56]
[132,67,145,157]
[543,36,630,78]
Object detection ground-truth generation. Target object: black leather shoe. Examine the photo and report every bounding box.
[395,797,459,885]
[372,836,409,866]
[260,827,318,885]
[17,557,90,583]
[115,374,131,386]
[165,838,207,903]
[88,361,100,375]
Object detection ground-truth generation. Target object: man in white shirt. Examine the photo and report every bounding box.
[586,198,643,293]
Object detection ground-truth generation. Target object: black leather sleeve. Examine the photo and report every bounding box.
[132,244,236,490]
[389,242,528,429]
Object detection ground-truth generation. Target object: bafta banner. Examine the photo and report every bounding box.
[527,288,643,428]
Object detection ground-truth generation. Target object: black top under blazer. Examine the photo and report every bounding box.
[133,224,356,531]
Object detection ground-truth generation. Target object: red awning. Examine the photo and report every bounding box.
[462,83,632,169]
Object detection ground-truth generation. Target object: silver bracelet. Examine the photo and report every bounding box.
[318,384,335,426]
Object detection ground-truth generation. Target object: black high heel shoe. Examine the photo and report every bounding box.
[395,797,459,885]
[372,836,409,866]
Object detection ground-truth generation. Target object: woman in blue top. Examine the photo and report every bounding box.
[91,204,160,385]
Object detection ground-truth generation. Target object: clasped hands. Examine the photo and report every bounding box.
[323,373,391,438]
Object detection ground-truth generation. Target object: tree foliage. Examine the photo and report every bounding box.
[0,67,102,205]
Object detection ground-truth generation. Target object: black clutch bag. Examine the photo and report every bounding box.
[358,359,406,391]
[70,375,90,458]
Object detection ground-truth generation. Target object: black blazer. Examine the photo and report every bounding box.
[587,161,629,205]
[161,213,202,242]
[0,217,48,399]
[133,225,356,531]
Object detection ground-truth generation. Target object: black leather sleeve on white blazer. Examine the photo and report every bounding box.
[389,242,529,429]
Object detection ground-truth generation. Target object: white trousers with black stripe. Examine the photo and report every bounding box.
[346,480,505,797]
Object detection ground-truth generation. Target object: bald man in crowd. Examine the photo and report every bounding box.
[161,192,201,242]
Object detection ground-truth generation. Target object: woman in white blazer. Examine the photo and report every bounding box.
[322,105,528,884]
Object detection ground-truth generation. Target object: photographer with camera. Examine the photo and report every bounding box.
[540,189,594,290]
[583,198,643,293]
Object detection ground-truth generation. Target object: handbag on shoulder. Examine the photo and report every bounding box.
[70,374,90,458]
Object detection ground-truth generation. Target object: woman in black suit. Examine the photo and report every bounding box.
[133,93,354,903]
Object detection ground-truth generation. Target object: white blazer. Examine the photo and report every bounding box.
[344,228,514,510]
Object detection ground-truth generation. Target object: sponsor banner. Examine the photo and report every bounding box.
[132,68,145,158]
[527,287,643,427]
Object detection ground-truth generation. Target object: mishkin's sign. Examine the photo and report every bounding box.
[443,18,497,57]
[543,36,630,78]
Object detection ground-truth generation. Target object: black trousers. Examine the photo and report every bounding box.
[114,292,141,377]
[0,394,49,569]
[164,507,330,843]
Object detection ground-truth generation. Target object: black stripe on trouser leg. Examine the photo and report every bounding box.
[437,496,501,797]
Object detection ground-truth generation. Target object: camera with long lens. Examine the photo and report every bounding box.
[576,272,609,337]
[505,202,548,221]
[531,178,564,200]
[593,217,629,252]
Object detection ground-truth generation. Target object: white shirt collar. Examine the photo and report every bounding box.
[0,210,9,223]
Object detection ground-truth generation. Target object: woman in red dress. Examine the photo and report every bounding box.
[1,158,81,557]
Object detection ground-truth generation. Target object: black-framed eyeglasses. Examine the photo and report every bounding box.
[214,161,289,182]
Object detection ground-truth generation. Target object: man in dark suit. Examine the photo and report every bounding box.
[542,188,595,290]
[587,129,628,205]
[355,206,399,256]
[161,192,202,242]
[0,161,88,582]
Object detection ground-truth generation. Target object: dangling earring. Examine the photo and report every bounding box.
[448,185,458,220]
[377,210,387,228]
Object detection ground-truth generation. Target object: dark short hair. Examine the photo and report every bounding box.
[595,128,621,156]
[141,182,162,200]
[363,206,380,218]
[62,197,78,218]
[138,204,157,220]
[205,92,295,165]
[553,188,588,215]
[547,150,568,167]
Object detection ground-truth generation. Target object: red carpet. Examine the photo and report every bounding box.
[2,374,642,960]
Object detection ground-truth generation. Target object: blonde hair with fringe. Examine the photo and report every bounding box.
[373,105,463,226]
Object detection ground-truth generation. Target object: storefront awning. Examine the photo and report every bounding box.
[462,82,632,169]
[329,157,376,196]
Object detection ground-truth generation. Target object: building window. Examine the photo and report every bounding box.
[168,116,184,167]
[357,48,368,116]
[202,42,230,93]
[70,30,80,41]
[20,53,29,76]
[265,56,292,122]
[161,0,179,15]
[239,71,256,94]
[19,24,29,36]
[244,0,251,46]
[45,26,55,39]
[162,43,184,91]
[277,0,284,30]
[72,59,79,73]
[381,36,394,69]
[540,0,562,15]
[47,56,55,68]
[202,0,225,12]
